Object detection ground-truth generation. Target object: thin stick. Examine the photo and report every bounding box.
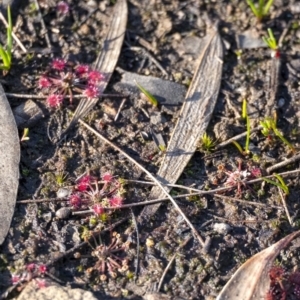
[71,189,277,216]
[125,45,169,77]
[34,0,52,49]
[157,235,192,292]
[266,153,300,173]
[130,208,140,283]
[17,169,300,205]
[157,254,176,292]
[277,187,293,225]
[214,194,282,209]
[215,126,262,149]
[78,118,206,247]
[17,198,68,204]
[123,170,300,190]
[114,98,127,121]
[5,93,123,99]
[0,9,27,53]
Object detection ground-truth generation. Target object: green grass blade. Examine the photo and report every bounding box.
[262,177,289,194]
[0,45,9,67]
[274,174,289,195]
[245,116,250,154]
[135,81,158,107]
[273,128,295,152]
[264,0,274,15]
[7,6,12,62]
[232,140,244,155]
[258,0,264,13]
[246,0,259,17]
[242,99,247,119]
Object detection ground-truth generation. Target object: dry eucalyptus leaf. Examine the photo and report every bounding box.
[65,0,127,132]
[0,84,20,245]
[217,230,300,300]
[138,24,224,221]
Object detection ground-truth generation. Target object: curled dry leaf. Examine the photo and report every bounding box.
[138,24,224,222]
[65,0,127,132]
[217,230,300,300]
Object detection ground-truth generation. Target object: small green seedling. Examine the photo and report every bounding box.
[55,171,68,187]
[135,81,158,107]
[262,173,289,195]
[262,28,278,50]
[260,116,295,152]
[232,99,251,155]
[0,6,13,71]
[246,0,274,22]
[20,128,30,142]
[158,144,166,153]
[234,49,243,60]
[199,133,216,153]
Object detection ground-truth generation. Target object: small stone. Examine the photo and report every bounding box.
[56,207,71,219]
[277,98,285,108]
[86,0,97,8]
[146,237,155,248]
[213,223,231,235]
[57,188,71,198]
[78,24,90,35]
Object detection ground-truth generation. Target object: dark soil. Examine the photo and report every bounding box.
[1,0,300,299]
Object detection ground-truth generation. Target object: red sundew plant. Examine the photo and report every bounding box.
[38,58,104,109]
[68,173,125,217]
[11,263,47,289]
[265,266,300,299]
[57,1,70,15]
[86,231,130,280]
[219,159,261,196]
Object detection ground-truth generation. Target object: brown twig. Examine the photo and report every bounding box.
[5,93,123,99]
[266,153,300,173]
[157,236,192,292]
[130,208,140,283]
[114,98,127,122]
[17,169,300,206]
[277,187,293,226]
[215,126,262,149]
[17,197,68,204]
[34,0,52,49]
[214,194,282,209]
[125,45,169,78]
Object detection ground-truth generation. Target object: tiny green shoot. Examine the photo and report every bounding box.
[55,171,68,187]
[274,174,289,194]
[158,144,167,152]
[262,173,289,194]
[20,128,30,142]
[231,140,244,155]
[235,49,243,60]
[262,28,277,50]
[0,6,13,71]
[260,116,295,152]
[245,113,251,154]
[135,81,158,107]
[242,99,247,119]
[246,0,274,22]
[232,99,251,155]
[199,133,216,153]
